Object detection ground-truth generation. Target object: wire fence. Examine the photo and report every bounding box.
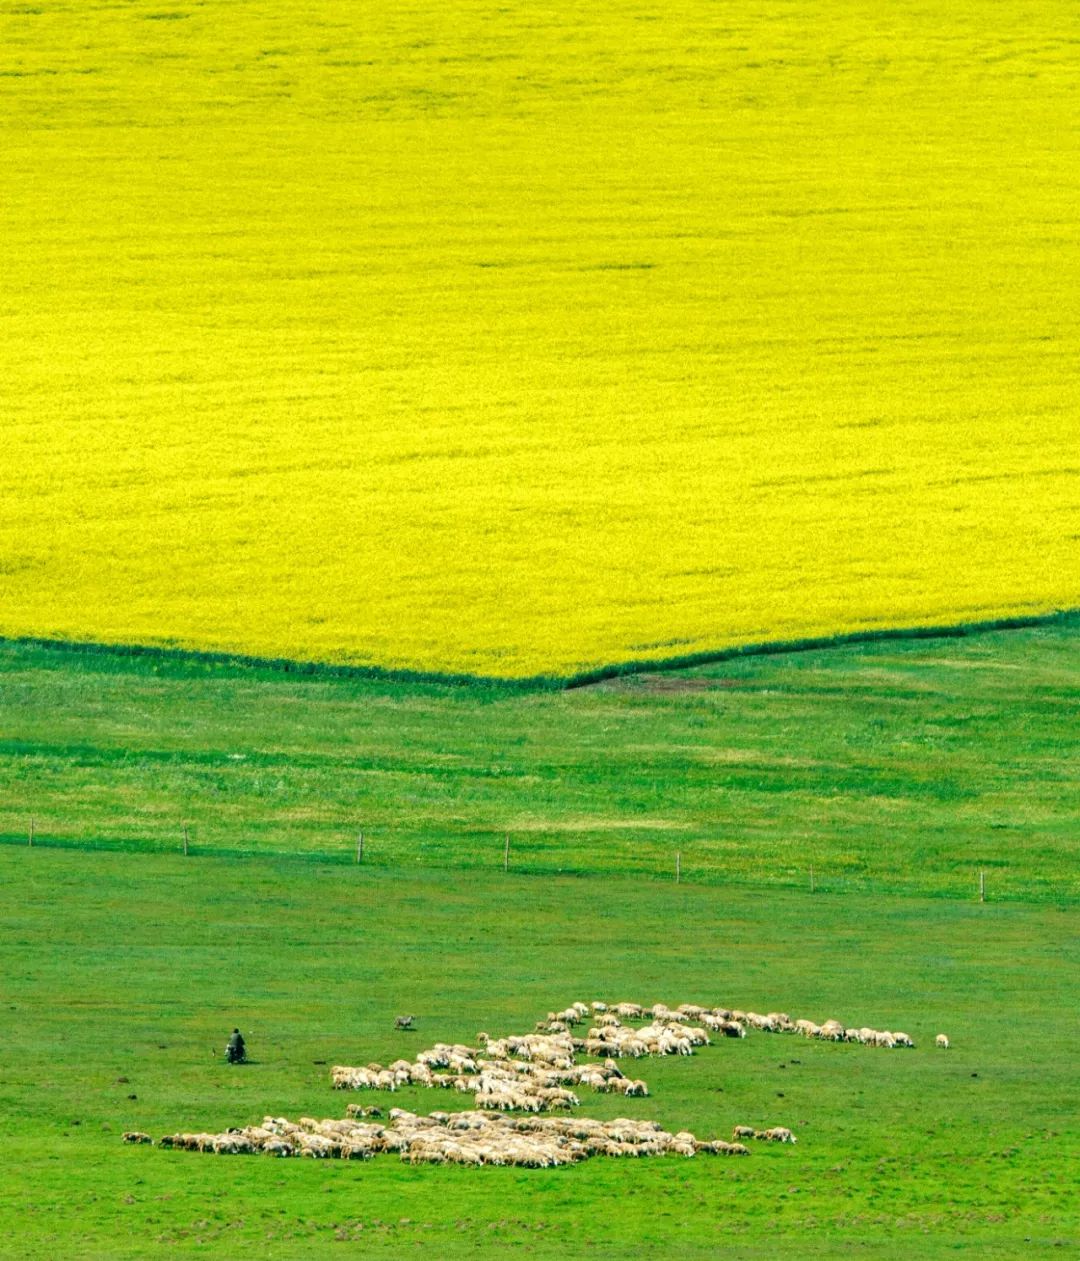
[2,814,1073,906]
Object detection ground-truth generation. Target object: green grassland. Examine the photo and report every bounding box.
[2,617,1078,900]
[1,627,1077,1257]
[1,849,1076,1259]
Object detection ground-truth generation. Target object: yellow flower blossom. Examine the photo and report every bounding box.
[1,3,1076,678]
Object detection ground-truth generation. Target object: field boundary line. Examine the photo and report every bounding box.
[1,607,1077,692]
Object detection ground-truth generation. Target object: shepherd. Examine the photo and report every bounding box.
[225,1027,247,1063]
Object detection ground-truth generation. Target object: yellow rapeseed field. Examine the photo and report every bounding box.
[1,2,1077,679]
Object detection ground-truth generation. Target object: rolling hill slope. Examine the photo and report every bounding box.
[1,1,1078,676]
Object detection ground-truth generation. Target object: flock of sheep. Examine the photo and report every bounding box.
[330,1030,649,1112]
[139,997,948,1168]
[329,999,937,1116]
[538,1000,926,1051]
[136,1109,754,1167]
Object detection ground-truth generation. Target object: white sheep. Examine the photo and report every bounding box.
[762,1126,797,1144]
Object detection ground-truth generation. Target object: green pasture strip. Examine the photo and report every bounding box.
[1,620,1078,902]
[0,849,1075,1259]
[3,608,1074,692]
[0,634,544,692]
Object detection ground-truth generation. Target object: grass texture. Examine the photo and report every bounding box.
[2,618,1077,902]
[2,1,1078,677]
[1,848,1076,1259]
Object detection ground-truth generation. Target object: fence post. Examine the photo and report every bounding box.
[979,869,985,903]
[29,816,34,848]
[183,825,189,857]
[504,834,510,873]
[676,851,681,883]
[356,831,364,864]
